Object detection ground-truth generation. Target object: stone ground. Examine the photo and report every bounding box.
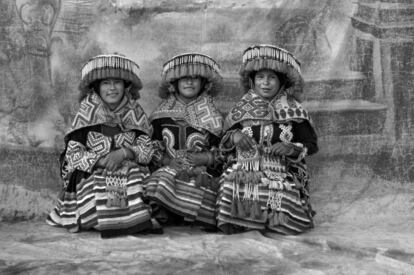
[0,222,413,274]
[0,160,413,274]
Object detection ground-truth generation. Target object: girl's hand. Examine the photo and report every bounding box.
[104,149,126,171]
[232,130,255,151]
[187,152,210,167]
[270,142,295,157]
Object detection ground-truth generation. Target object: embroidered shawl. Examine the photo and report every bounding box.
[66,93,152,140]
[224,90,312,132]
[150,94,223,137]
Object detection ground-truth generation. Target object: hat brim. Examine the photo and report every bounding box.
[79,67,143,98]
[239,59,304,102]
[158,63,223,98]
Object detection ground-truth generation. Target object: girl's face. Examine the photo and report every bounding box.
[177,76,202,100]
[99,78,125,109]
[253,69,281,99]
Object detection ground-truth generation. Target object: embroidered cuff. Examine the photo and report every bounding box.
[130,135,155,165]
[286,143,308,163]
[66,140,100,173]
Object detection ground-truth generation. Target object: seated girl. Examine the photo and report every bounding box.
[145,53,224,229]
[47,54,161,237]
[216,45,318,235]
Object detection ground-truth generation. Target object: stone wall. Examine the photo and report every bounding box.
[0,146,60,221]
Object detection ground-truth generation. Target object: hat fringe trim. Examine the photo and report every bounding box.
[163,53,220,76]
[159,63,223,98]
[163,63,222,83]
[79,54,142,98]
[79,68,142,97]
[160,53,223,98]
[242,44,301,73]
[240,59,304,102]
[82,54,140,80]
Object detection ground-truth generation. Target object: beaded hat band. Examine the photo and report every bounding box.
[159,53,223,98]
[239,44,304,100]
[79,54,143,98]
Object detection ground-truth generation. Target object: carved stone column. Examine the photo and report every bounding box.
[16,0,61,83]
[351,0,414,142]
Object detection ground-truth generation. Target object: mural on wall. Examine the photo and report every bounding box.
[0,0,413,181]
[0,0,353,146]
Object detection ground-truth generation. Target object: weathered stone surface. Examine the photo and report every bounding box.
[0,159,413,274]
[352,1,414,38]
[303,72,368,101]
[113,0,291,10]
[0,146,60,191]
[0,146,60,221]
[1,221,413,274]
[305,99,387,136]
[390,41,414,140]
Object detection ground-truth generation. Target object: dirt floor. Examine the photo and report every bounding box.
[0,160,413,274]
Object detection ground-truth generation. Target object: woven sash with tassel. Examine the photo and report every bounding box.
[261,147,294,226]
[104,170,128,208]
[229,141,264,221]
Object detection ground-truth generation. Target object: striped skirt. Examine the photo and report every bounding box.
[47,164,152,233]
[144,166,217,226]
[216,166,314,235]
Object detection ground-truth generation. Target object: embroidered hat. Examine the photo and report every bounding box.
[79,53,143,98]
[158,53,223,98]
[239,44,304,101]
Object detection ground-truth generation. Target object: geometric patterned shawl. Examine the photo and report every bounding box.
[224,90,312,132]
[66,93,152,140]
[149,93,223,137]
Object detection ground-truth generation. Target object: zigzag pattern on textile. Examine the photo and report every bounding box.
[87,131,111,156]
[66,140,99,173]
[73,98,104,129]
[68,93,151,137]
[131,135,155,165]
[122,108,151,133]
[149,95,180,120]
[114,132,136,148]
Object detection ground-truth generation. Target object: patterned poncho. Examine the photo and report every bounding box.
[224,90,312,132]
[150,93,223,137]
[67,93,152,139]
